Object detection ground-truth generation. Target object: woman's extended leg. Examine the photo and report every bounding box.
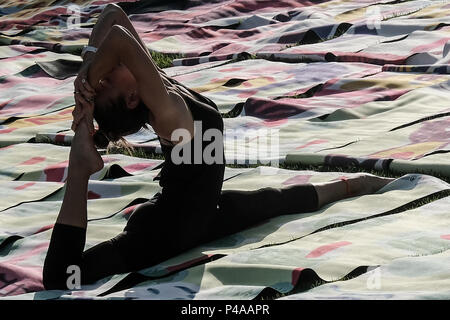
[43,120,128,290]
[208,174,394,239]
[313,174,394,208]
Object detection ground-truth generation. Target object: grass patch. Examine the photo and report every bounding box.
[150,51,183,69]
[221,102,244,118]
[104,144,165,160]
[280,162,450,184]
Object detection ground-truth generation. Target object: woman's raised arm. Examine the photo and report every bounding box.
[87,25,193,142]
[86,4,151,58]
[93,4,166,73]
[72,4,155,133]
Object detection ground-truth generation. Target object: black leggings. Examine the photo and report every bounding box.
[43,184,318,290]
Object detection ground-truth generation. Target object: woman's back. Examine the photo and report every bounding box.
[154,68,226,214]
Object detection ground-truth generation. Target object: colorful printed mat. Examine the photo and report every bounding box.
[0,0,449,300]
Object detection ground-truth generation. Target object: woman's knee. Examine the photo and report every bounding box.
[125,200,161,231]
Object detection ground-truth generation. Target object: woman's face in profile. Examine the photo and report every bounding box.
[94,63,137,110]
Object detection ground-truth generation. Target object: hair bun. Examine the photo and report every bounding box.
[93,130,110,149]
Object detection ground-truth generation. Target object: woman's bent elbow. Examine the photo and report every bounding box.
[104,3,121,13]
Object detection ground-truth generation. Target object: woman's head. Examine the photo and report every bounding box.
[92,64,149,148]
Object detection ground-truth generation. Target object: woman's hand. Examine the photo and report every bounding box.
[72,92,95,135]
[72,61,96,134]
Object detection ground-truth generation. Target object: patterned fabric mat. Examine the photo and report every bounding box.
[0,0,449,299]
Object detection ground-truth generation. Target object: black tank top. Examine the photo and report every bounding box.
[153,67,226,200]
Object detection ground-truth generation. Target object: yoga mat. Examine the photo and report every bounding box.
[0,45,43,59]
[0,143,163,182]
[259,7,450,65]
[281,250,450,299]
[0,68,76,124]
[1,0,450,300]
[285,82,450,176]
[172,59,381,112]
[0,180,63,212]
[0,51,81,78]
[390,152,450,177]
[73,69,449,167]
[0,176,163,240]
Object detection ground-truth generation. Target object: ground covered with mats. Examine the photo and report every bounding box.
[0,0,449,300]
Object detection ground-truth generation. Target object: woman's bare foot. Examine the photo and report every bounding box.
[346,173,395,197]
[69,119,104,177]
[314,173,395,209]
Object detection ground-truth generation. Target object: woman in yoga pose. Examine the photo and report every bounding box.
[43,4,393,289]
